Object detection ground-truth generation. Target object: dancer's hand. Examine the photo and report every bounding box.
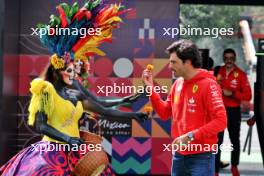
[122,93,142,103]
[67,137,85,146]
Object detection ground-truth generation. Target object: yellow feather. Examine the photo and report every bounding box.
[28,78,55,126]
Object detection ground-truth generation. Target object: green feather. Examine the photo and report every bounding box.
[69,2,79,19]
[60,3,71,17]
[84,0,92,10]
[37,23,46,29]
[49,15,61,27]
[90,0,102,10]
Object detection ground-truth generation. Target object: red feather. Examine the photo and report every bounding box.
[72,35,92,52]
[56,5,68,27]
[72,7,91,21]
[84,52,96,57]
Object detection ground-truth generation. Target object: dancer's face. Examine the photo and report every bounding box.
[168,52,189,78]
[74,59,83,74]
[60,63,75,85]
[84,60,90,75]
[74,59,91,76]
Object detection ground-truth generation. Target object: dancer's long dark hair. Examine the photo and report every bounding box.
[40,63,66,90]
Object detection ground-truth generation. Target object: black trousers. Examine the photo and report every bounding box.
[215,107,241,172]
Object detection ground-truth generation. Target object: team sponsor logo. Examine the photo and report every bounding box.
[209,83,224,109]
[188,97,195,104]
[187,97,197,113]
[234,71,239,78]
[230,79,238,88]
[210,84,217,90]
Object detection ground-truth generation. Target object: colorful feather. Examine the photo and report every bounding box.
[38,0,126,62]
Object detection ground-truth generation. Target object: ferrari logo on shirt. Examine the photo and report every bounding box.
[234,71,239,78]
[192,84,199,93]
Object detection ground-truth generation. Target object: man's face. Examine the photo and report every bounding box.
[60,63,75,85]
[224,53,235,69]
[168,52,188,77]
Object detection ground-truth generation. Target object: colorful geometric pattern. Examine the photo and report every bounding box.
[17,55,49,96]
[132,119,151,137]
[112,137,151,175]
[152,118,171,138]
[131,117,171,138]
[102,137,113,156]
[131,97,150,112]
[151,138,173,175]
[133,58,171,78]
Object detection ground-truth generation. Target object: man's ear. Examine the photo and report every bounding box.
[185,59,192,66]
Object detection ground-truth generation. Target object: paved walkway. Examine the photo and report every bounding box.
[219,122,264,176]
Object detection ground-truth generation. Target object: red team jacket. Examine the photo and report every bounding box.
[217,65,252,107]
[150,69,227,155]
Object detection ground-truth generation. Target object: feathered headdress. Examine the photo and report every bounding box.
[38,0,127,69]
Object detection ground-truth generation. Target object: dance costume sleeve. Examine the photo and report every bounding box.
[28,78,56,126]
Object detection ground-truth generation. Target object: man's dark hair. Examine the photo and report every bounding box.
[214,65,221,77]
[208,57,214,70]
[223,48,236,57]
[166,39,202,68]
[202,56,214,70]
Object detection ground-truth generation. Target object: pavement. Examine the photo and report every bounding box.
[219,122,264,176]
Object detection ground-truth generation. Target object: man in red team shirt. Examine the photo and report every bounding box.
[215,48,252,176]
[142,39,227,176]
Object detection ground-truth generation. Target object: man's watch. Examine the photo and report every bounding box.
[187,132,194,141]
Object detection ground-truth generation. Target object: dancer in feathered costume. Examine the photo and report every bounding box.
[0,1,148,175]
[42,0,141,107]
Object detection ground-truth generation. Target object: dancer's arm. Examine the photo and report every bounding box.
[73,80,141,107]
[81,97,148,122]
[35,111,84,146]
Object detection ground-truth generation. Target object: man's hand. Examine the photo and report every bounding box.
[142,69,154,87]
[172,134,190,146]
[223,89,233,96]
